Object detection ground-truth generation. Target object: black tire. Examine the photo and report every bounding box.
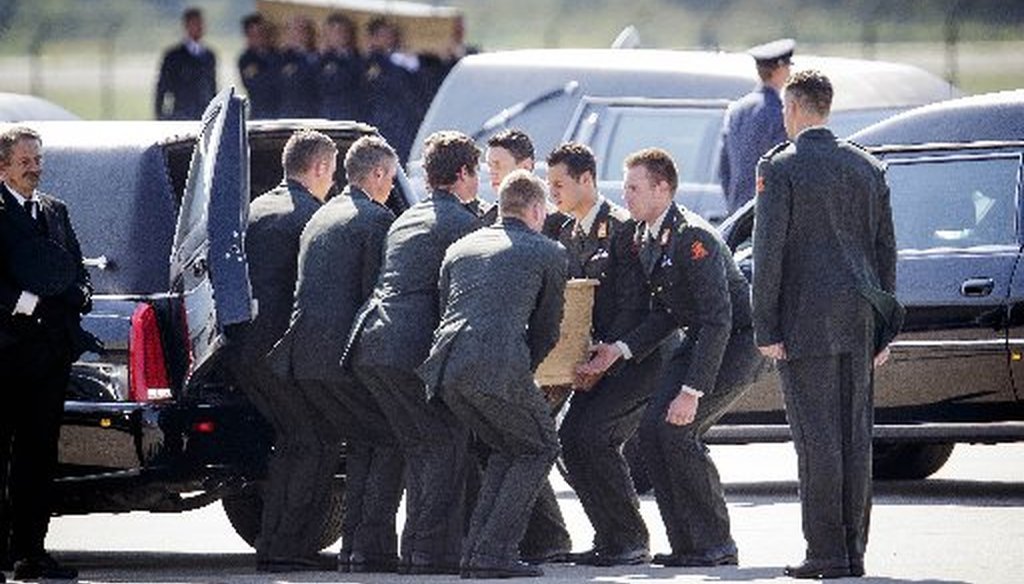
[872,442,955,480]
[222,480,347,550]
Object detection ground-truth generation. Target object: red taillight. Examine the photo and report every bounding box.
[192,420,216,434]
[129,303,172,402]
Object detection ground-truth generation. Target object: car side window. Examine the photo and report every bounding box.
[594,107,723,184]
[887,155,1021,251]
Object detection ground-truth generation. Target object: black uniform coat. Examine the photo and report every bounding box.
[318,49,366,120]
[232,180,321,362]
[238,47,281,120]
[419,218,568,398]
[155,43,217,121]
[346,189,479,373]
[624,205,752,394]
[752,128,896,358]
[269,186,393,382]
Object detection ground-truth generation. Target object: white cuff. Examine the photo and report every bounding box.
[680,385,704,398]
[614,340,633,361]
[13,291,39,316]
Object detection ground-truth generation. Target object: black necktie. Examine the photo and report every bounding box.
[641,233,659,273]
[24,199,44,233]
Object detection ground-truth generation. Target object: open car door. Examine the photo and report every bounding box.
[170,87,252,383]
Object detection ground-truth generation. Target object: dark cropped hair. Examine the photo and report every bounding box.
[282,129,338,177]
[183,7,203,24]
[546,142,597,182]
[241,12,264,33]
[422,131,480,189]
[785,69,834,118]
[623,147,678,193]
[486,129,534,163]
[0,126,41,164]
[367,16,395,36]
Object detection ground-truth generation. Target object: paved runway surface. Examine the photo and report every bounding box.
[39,442,1024,583]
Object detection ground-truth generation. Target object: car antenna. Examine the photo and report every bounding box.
[471,80,580,141]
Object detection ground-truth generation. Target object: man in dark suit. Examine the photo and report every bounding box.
[478,129,568,240]
[467,129,571,564]
[347,131,481,574]
[547,143,664,566]
[419,170,567,579]
[580,148,764,569]
[0,127,89,581]
[753,70,896,580]
[226,129,334,572]
[318,12,366,121]
[238,13,281,120]
[266,135,403,573]
[718,38,793,214]
[156,7,217,120]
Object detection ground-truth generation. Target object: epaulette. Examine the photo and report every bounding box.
[759,140,791,161]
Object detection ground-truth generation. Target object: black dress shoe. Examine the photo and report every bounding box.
[589,547,651,567]
[784,559,851,579]
[403,552,461,575]
[849,557,865,577]
[652,543,738,567]
[347,551,399,573]
[461,559,543,579]
[520,547,573,565]
[13,554,78,580]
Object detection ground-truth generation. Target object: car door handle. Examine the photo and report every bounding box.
[961,277,995,297]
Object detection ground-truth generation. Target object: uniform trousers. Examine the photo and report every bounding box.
[295,378,404,560]
[0,328,71,562]
[228,357,334,563]
[560,356,661,552]
[354,364,468,567]
[778,345,874,565]
[639,328,764,555]
[441,376,560,564]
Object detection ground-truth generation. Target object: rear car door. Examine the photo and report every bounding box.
[562,96,730,221]
[873,149,1021,424]
[171,87,253,383]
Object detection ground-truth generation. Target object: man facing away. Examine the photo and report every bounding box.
[753,69,896,580]
[547,142,665,567]
[580,148,764,568]
[225,129,334,572]
[718,38,793,214]
[266,136,404,573]
[346,131,481,574]
[156,7,217,120]
[0,127,90,581]
[419,170,568,579]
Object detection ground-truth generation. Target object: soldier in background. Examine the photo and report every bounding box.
[238,13,281,120]
[155,7,217,120]
[318,12,366,121]
[279,16,320,118]
[363,17,422,162]
[718,38,794,214]
[419,170,567,579]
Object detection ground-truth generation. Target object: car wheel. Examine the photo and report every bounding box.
[872,442,955,480]
[222,480,347,550]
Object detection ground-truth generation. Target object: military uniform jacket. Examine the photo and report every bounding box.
[346,189,479,372]
[238,47,281,119]
[268,187,394,381]
[232,180,321,361]
[0,184,92,354]
[752,127,896,359]
[418,218,568,398]
[155,42,217,120]
[555,199,654,348]
[318,49,367,120]
[620,205,752,394]
[719,84,787,214]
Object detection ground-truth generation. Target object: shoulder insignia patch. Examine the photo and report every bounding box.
[691,240,709,261]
